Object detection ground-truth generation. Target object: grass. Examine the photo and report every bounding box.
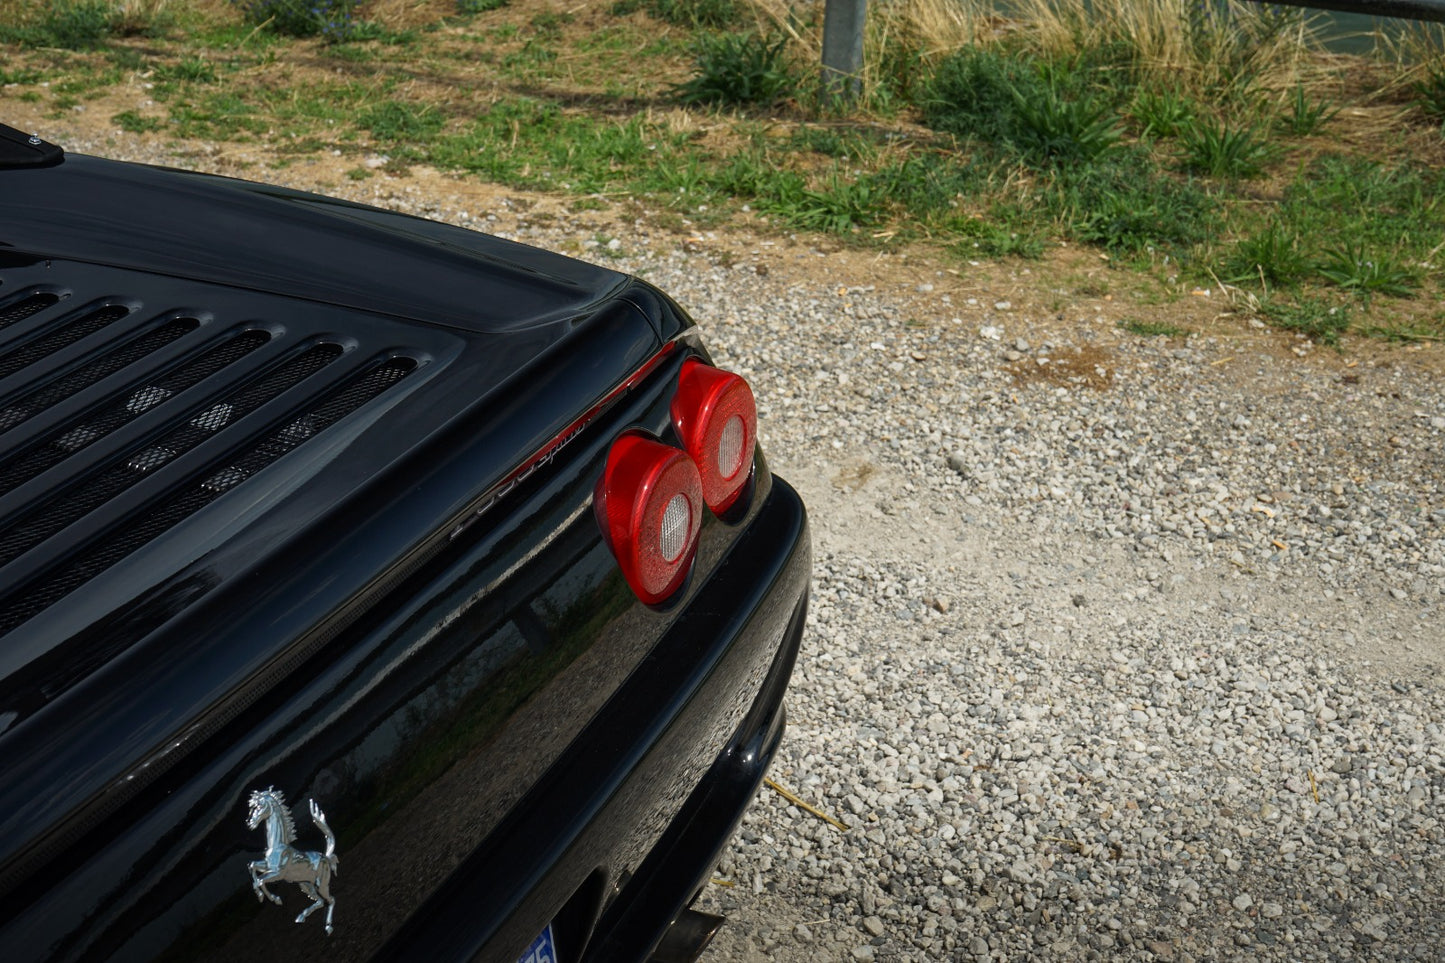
[1223,222,1309,287]
[1120,319,1191,337]
[1277,83,1336,136]
[0,0,1440,344]
[673,32,795,106]
[1177,121,1273,178]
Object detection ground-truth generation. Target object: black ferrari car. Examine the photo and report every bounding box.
[0,123,809,963]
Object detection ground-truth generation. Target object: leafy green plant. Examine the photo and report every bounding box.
[1260,297,1351,345]
[458,0,509,12]
[673,33,795,107]
[1177,120,1272,178]
[1278,84,1336,135]
[923,46,1044,144]
[1131,87,1195,139]
[1010,82,1122,164]
[1223,223,1308,286]
[1317,242,1419,297]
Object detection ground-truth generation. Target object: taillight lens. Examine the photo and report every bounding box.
[595,432,703,605]
[670,359,757,514]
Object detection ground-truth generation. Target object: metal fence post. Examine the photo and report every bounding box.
[822,0,869,103]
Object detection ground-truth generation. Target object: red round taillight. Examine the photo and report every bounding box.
[595,432,703,605]
[670,359,757,514]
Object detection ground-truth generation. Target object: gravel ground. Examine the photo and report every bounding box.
[49,131,1445,962]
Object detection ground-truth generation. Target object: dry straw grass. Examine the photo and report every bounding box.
[748,0,1342,101]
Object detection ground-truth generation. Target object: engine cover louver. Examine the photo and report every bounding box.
[0,281,422,640]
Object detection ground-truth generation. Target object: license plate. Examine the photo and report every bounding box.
[517,924,559,963]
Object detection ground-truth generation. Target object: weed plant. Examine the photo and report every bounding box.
[922,46,1047,144]
[1131,88,1195,139]
[673,32,794,106]
[1278,84,1336,135]
[1223,223,1309,287]
[1177,121,1272,178]
[1317,242,1419,297]
[1046,149,1217,254]
[457,0,508,12]
[1010,82,1122,164]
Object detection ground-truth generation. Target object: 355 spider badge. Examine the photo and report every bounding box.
[245,787,340,935]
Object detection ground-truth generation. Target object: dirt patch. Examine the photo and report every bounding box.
[1006,343,1116,390]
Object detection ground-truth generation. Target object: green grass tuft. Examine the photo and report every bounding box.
[1261,297,1352,345]
[1223,223,1309,287]
[1317,242,1419,298]
[1119,319,1190,337]
[357,101,446,143]
[1177,120,1273,178]
[1277,84,1336,136]
[673,32,795,107]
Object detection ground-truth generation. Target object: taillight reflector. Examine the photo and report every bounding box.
[595,432,703,605]
[670,359,757,514]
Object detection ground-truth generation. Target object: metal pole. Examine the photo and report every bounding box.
[822,0,868,104]
[1241,0,1445,22]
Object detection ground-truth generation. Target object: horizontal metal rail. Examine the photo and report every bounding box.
[1242,0,1445,23]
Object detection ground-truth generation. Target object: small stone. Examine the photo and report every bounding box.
[851,946,876,961]
[863,916,886,937]
[1261,902,1283,919]
[1233,894,1254,912]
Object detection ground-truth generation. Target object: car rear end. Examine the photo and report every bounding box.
[0,145,808,962]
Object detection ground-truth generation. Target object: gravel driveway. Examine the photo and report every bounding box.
[53,131,1445,962]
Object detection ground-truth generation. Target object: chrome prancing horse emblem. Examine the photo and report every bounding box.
[245,787,340,935]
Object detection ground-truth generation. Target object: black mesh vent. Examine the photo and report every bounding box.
[0,356,416,636]
[0,317,200,437]
[0,331,270,497]
[0,292,60,332]
[0,342,342,569]
[0,304,131,382]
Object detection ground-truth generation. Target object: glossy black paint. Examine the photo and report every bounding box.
[0,152,808,962]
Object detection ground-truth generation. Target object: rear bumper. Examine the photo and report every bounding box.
[380,474,811,963]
